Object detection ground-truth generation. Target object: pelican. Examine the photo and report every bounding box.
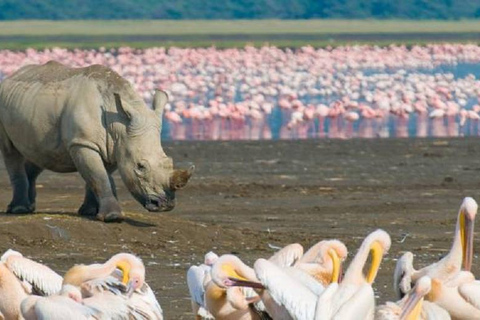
[65,253,163,319]
[294,240,348,286]
[0,249,63,320]
[314,229,391,320]
[63,253,144,292]
[218,241,344,319]
[228,229,390,320]
[187,251,219,319]
[394,197,477,297]
[376,276,450,320]
[206,254,265,320]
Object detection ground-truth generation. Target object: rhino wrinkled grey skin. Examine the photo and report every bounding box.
[0,61,193,222]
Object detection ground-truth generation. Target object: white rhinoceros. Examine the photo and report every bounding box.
[0,61,193,222]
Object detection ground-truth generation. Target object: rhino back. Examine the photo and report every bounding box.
[0,61,136,172]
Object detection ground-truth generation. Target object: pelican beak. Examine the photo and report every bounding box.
[338,263,344,283]
[116,261,131,285]
[399,290,424,320]
[126,280,135,297]
[366,241,383,284]
[460,210,475,272]
[226,277,265,289]
[327,248,341,283]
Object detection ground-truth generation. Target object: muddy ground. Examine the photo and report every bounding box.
[0,138,480,319]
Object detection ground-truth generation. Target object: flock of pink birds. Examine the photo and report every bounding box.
[2,44,480,140]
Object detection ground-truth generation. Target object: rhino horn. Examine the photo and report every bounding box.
[152,90,169,123]
[114,93,139,121]
[170,165,195,190]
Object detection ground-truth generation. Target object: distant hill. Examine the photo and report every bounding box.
[2,0,480,20]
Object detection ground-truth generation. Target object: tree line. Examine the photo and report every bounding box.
[1,0,480,20]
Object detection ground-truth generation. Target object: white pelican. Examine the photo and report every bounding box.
[187,251,219,319]
[0,249,63,320]
[65,253,163,319]
[229,230,390,320]
[209,240,349,319]
[206,254,265,320]
[394,197,477,297]
[295,240,348,286]
[376,276,450,320]
[314,229,391,320]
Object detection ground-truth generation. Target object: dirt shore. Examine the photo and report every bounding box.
[0,138,479,319]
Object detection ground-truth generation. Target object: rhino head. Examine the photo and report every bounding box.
[113,90,193,212]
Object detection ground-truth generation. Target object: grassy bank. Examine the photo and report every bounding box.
[1,19,480,49]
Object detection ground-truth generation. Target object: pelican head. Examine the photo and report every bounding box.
[328,248,341,283]
[459,197,477,272]
[393,252,415,299]
[320,240,347,283]
[365,229,392,284]
[399,276,432,320]
[211,255,263,289]
[204,251,219,266]
[60,284,83,303]
[110,253,145,294]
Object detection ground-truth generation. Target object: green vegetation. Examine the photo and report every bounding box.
[2,0,480,20]
[1,20,480,50]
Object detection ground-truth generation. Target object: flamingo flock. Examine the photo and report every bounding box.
[0,250,163,319]
[3,45,480,140]
[188,197,479,319]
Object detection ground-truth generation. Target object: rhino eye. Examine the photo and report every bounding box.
[135,161,150,175]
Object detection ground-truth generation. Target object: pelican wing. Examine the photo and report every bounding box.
[315,283,340,320]
[2,251,62,296]
[458,281,480,309]
[35,296,100,319]
[187,265,208,308]
[254,258,317,320]
[81,276,127,297]
[331,284,375,320]
[421,301,451,320]
[284,267,324,295]
[268,244,303,267]
[130,283,164,320]
[374,302,401,320]
[83,292,145,320]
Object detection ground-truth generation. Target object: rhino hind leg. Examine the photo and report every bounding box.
[78,185,99,216]
[70,146,124,223]
[1,147,33,214]
[25,161,43,212]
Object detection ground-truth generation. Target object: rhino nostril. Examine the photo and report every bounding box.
[148,197,162,208]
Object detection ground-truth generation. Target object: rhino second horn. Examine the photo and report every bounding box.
[152,90,169,122]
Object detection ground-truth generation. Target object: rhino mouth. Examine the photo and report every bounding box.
[144,194,175,212]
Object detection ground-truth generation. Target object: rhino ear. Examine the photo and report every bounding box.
[152,90,168,120]
[170,165,195,190]
[114,93,138,121]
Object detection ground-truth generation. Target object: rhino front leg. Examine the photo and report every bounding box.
[70,146,124,222]
[2,148,32,213]
[78,173,117,216]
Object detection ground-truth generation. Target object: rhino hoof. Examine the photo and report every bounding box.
[7,204,33,214]
[96,211,125,223]
[78,204,99,216]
